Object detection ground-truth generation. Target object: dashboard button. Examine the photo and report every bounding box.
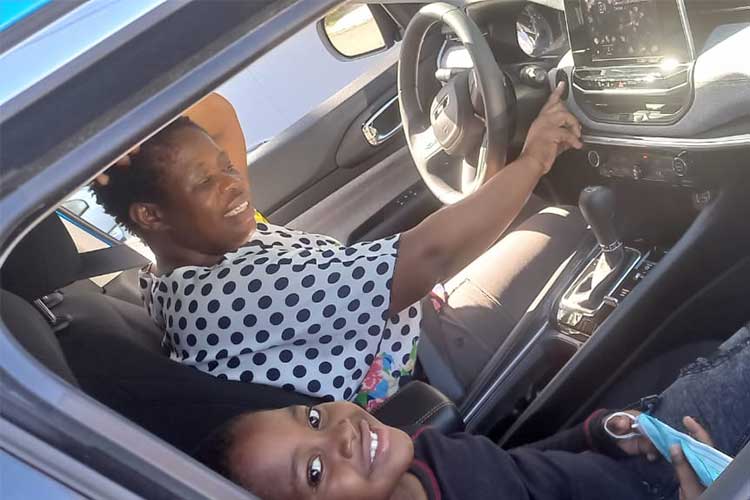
[673,155,688,177]
[587,150,602,168]
[555,70,570,99]
[632,163,643,180]
[520,65,548,88]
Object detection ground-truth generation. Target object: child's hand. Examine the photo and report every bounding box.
[519,81,582,175]
[608,413,717,499]
[605,410,659,461]
[672,416,714,500]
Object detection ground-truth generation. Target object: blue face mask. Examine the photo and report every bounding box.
[635,413,733,487]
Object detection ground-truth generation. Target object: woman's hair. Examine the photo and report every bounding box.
[90,116,204,235]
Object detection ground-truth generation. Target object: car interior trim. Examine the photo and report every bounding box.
[582,133,750,151]
[0,418,140,500]
[676,0,696,60]
[361,94,403,146]
[463,321,550,422]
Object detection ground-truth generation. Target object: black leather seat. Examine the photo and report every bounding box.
[0,214,464,451]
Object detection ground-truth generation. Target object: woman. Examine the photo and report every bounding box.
[92,83,583,408]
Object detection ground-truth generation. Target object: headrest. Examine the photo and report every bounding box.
[1,214,81,301]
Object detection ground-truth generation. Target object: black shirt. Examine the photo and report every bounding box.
[409,427,650,500]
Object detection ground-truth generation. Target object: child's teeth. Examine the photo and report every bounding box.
[370,431,378,464]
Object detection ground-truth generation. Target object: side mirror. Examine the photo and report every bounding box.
[108,225,126,241]
[320,4,397,59]
[61,198,90,217]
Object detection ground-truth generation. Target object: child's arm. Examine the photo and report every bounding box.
[525,409,626,457]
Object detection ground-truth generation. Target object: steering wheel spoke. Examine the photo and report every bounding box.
[412,126,443,161]
[461,133,488,195]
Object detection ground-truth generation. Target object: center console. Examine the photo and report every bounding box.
[564,0,694,125]
[464,0,750,439]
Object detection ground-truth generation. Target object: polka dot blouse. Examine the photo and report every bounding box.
[139,222,422,407]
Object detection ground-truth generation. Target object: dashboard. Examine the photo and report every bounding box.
[436,0,750,187]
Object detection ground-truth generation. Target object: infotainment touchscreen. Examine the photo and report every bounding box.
[582,0,663,61]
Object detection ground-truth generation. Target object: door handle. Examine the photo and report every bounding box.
[362,95,403,146]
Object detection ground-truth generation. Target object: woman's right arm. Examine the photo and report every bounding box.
[388,83,581,315]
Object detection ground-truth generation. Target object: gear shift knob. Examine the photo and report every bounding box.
[579,186,620,252]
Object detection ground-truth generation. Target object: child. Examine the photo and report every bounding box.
[194,327,750,500]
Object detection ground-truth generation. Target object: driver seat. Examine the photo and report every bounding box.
[418,199,589,402]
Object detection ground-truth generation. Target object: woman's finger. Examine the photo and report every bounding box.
[671,444,705,500]
[548,111,581,134]
[553,127,583,151]
[683,416,715,447]
[114,144,141,167]
[94,173,110,186]
[541,81,565,112]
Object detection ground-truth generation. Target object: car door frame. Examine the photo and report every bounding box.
[0,1,344,498]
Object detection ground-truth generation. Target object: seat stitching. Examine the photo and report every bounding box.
[414,401,455,426]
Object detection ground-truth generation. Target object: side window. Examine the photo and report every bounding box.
[59,187,154,286]
[322,4,386,58]
[216,4,399,153]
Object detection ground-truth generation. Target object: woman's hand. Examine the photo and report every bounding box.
[607,412,715,500]
[519,81,583,175]
[95,145,141,186]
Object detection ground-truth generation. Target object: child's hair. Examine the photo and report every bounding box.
[193,414,243,483]
[89,116,204,235]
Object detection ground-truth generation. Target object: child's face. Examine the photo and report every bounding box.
[228,401,414,500]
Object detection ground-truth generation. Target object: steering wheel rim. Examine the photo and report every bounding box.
[398,3,511,205]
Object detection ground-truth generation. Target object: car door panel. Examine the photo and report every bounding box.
[249,27,446,242]
[288,146,440,244]
[247,60,401,218]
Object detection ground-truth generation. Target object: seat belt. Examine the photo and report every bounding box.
[76,244,150,281]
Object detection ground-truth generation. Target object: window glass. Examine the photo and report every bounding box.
[60,187,155,286]
[218,22,396,153]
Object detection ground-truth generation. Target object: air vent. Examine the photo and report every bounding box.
[572,64,692,125]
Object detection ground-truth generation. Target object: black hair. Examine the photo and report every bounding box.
[193,414,243,483]
[193,411,284,498]
[90,116,204,236]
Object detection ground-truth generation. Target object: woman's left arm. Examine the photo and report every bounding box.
[184,93,248,179]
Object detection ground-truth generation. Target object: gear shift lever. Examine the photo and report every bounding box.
[557,186,640,334]
[579,186,624,268]
[572,186,630,309]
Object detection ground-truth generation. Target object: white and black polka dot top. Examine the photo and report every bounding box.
[139,222,422,402]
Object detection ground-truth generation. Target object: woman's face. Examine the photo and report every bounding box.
[155,126,256,255]
[228,401,414,500]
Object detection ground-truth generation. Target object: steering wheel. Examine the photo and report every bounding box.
[399,3,512,205]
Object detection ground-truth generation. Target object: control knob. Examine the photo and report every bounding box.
[587,150,604,169]
[673,152,689,177]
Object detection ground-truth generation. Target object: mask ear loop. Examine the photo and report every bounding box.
[603,411,641,440]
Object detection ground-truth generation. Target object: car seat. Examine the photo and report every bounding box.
[1,214,463,451]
